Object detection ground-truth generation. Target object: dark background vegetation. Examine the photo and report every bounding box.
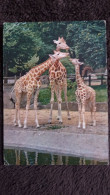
[3,21,106,76]
[0,0,110,194]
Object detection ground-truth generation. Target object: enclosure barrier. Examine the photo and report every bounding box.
[3,73,107,86]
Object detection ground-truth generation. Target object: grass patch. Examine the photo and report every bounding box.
[38,84,107,105]
[47,125,65,130]
[92,85,107,102]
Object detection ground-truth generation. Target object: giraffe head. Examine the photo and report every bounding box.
[49,51,69,63]
[69,58,84,66]
[53,37,70,51]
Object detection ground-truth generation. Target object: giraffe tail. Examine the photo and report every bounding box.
[9,86,15,107]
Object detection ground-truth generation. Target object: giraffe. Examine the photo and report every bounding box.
[12,51,69,129]
[48,37,71,123]
[69,58,96,129]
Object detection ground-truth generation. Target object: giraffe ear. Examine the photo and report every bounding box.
[61,37,64,42]
[80,62,84,65]
[53,50,57,54]
[53,40,57,44]
[49,54,53,58]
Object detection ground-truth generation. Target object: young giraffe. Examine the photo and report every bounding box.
[48,37,71,123]
[12,51,69,129]
[69,58,96,129]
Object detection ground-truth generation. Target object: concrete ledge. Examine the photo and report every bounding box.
[4,126,108,161]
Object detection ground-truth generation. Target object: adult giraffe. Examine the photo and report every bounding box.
[48,37,71,123]
[11,51,69,129]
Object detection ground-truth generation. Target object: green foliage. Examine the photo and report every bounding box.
[24,54,39,70]
[38,87,51,105]
[47,125,65,130]
[3,21,106,76]
[3,22,45,75]
[38,84,107,105]
[67,80,77,90]
[60,57,75,75]
[66,21,106,70]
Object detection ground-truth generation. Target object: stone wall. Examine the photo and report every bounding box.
[43,102,108,112]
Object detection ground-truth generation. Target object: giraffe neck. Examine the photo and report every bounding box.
[30,58,52,77]
[56,47,60,51]
[53,59,59,67]
[75,65,85,88]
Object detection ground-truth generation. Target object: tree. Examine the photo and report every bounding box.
[3,23,43,75]
[66,21,106,70]
[3,21,106,76]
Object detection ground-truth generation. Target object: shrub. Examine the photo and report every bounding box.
[67,80,77,90]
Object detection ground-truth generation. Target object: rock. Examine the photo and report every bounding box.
[3,92,15,109]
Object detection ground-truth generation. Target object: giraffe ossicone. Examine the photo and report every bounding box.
[69,58,96,129]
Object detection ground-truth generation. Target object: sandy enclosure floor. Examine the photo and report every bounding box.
[4,109,108,135]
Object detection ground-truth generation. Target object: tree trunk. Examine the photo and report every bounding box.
[4,64,8,83]
[5,64,8,77]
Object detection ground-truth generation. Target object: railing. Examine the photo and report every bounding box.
[67,73,107,86]
[3,73,107,86]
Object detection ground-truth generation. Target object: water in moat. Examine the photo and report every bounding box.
[4,148,108,165]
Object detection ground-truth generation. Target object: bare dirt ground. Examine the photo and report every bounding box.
[4,109,108,135]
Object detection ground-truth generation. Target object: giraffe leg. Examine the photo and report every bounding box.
[57,103,60,120]
[24,92,32,129]
[14,92,18,126]
[92,102,96,126]
[34,89,40,128]
[58,86,62,123]
[14,107,17,126]
[82,104,86,129]
[63,83,71,120]
[78,103,81,128]
[57,103,60,121]
[48,85,54,123]
[54,86,60,120]
[91,111,96,126]
[18,109,22,128]
[17,93,22,127]
[14,92,22,127]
